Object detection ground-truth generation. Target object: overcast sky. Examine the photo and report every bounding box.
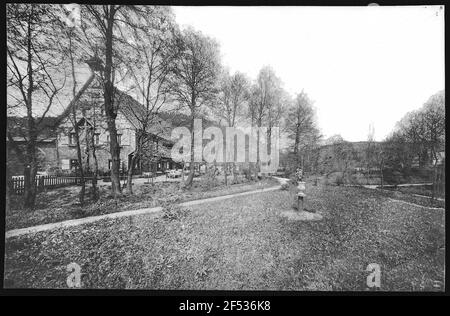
[173,5,444,142]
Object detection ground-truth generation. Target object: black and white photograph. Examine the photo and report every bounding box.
[3,3,446,295]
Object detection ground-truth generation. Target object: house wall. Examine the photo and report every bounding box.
[6,141,58,176]
[7,77,177,176]
[55,80,136,174]
[57,109,136,174]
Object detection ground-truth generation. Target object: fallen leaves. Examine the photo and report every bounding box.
[4,184,445,291]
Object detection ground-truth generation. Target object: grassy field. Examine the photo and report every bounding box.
[4,184,445,291]
[6,177,279,230]
[382,184,445,200]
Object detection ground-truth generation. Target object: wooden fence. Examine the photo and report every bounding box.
[8,175,129,195]
[8,176,82,195]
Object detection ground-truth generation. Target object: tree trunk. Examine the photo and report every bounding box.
[72,110,85,205]
[6,166,11,214]
[23,162,37,210]
[68,30,85,205]
[294,123,300,167]
[90,128,99,201]
[127,152,138,194]
[224,162,228,185]
[255,122,261,179]
[104,7,121,197]
[22,11,37,210]
[182,160,185,182]
[431,151,438,203]
[232,162,237,184]
[184,109,195,188]
[24,120,38,210]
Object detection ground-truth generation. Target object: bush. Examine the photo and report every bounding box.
[280,183,290,191]
[288,174,299,186]
[242,167,252,180]
[201,165,220,190]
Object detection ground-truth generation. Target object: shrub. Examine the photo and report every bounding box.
[289,174,298,186]
[280,183,290,191]
[242,167,252,180]
[201,165,220,190]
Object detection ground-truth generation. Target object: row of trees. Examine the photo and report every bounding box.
[7,4,321,209]
[382,90,445,194]
[387,90,445,170]
[7,4,211,208]
[282,90,444,190]
[359,90,445,189]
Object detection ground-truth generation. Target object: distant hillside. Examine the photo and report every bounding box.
[317,140,383,168]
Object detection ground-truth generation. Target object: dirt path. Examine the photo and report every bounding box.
[5,181,284,239]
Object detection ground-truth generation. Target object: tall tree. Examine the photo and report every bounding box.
[7,4,67,209]
[332,139,357,183]
[285,90,320,172]
[365,123,375,184]
[117,6,176,194]
[81,4,133,197]
[214,70,250,183]
[421,91,445,200]
[166,27,221,188]
[215,71,249,127]
[247,66,283,176]
[60,5,88,204]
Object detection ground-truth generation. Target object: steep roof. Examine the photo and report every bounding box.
[50,71,175,141]
[7,65,222,144]
[115,90,172,139]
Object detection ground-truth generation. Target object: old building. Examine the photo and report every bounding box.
[6,65,180,177]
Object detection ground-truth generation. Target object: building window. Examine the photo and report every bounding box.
[70,159,79,170]
[106,134,121,145]
[61,159,70,170]
[69,133,76,145]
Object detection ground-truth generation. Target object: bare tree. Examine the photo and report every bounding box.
[421,91,445,201]
[332,139,357,184]
[7,4,67,209]
[81,4,134,197]
[396,110,428,167]
[214,70,250,184]
[365,123,375,184]
[285,90,317,169]
[61,13,87,204]
[373,142,385,187]
[116,6,176,194]
[392,90,445,193]
[247,66,284,177]
[166,27,221,188]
